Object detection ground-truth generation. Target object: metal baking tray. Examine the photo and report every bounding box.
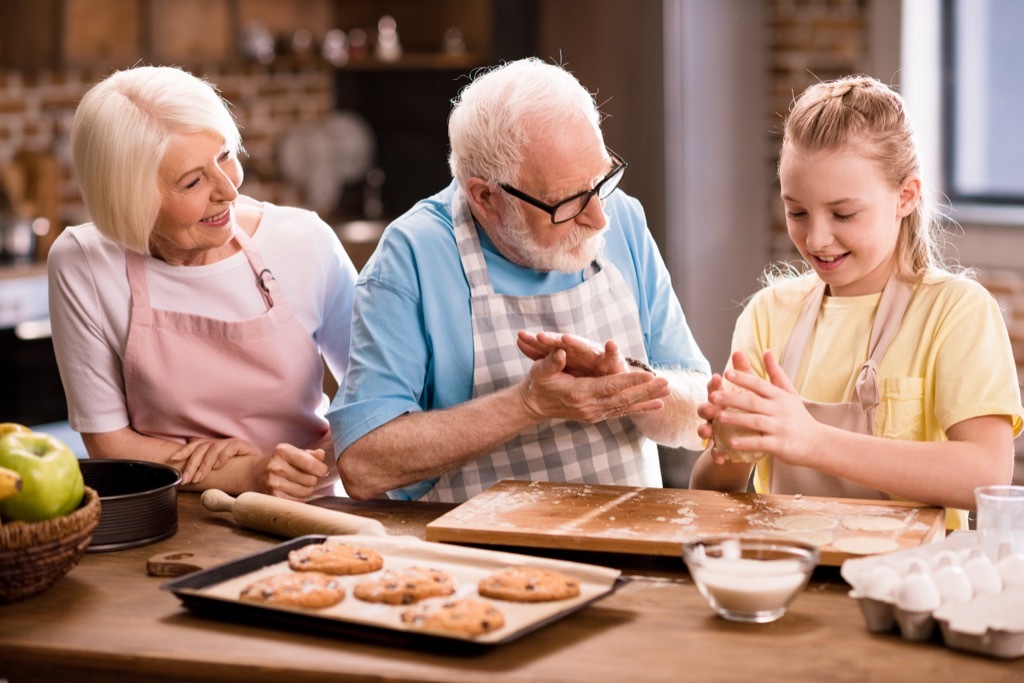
[161,534,624,648]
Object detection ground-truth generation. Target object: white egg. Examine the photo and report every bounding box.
[996,553,1024,590]
[963,552,1003,595]
[897,556,930,577]
[932,564,973,604]
[928,549,962,571]
[862,564,902,601]
[896,572,941,612]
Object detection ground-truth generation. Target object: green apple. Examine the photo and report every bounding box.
[0,422,31,437]
[0,432,84,522]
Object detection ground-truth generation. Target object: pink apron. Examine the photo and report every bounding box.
[770,277,913,498]
[123,228,328,455]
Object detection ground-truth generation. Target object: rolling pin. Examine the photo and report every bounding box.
[201,489,388,538]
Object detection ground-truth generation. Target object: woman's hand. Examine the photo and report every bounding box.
[254,444,331,500]
[170,437,261,485]
[708,349,822,466]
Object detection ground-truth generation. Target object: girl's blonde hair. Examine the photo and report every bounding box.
[71,65,242,255]
[779,75,951,282]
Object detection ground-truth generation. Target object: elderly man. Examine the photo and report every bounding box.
[329,58,710,502]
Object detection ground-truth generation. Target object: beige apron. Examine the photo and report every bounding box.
[770,277,913,498]
[419,189,659,503]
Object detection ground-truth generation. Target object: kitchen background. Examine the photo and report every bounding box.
[0,0,1021,485]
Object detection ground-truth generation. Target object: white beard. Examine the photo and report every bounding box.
[501,201,606,273]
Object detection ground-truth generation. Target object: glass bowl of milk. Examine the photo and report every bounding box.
[683,536,819,623]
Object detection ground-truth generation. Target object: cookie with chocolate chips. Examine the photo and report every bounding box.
[287,543,384,575]
[401,598,505,637]
[353,567,456,605]
[478,566,581,602]
[239,571,346,609]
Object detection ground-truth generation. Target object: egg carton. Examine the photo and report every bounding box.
[840,531,1024,659]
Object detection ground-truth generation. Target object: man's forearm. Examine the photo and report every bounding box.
[629,368,707,450]
[338,386,541,499]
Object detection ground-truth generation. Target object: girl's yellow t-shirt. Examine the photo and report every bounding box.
[729,270,1024,530]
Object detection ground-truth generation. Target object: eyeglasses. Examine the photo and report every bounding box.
[499,149,628,224]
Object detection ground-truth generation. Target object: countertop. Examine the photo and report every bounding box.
[1,493,1021,683]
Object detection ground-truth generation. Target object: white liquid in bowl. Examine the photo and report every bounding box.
[692,557,809,621]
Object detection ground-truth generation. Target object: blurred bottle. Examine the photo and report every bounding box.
[322,29,349,66]
[375,16,402,62]
[443,27,466,56]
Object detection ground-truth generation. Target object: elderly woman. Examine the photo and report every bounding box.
[48,65,356,499]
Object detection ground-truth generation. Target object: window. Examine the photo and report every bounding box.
[943,0,1024,204]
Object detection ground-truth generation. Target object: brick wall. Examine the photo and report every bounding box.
[0,62,333,232]
[766,0,868,263]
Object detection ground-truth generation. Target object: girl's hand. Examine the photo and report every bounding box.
[709,349,821,466]
[170,437,261,485]
[696,373,726,449]
[699,351,756,464]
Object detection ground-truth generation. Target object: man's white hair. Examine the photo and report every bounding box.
[447,58,603,188]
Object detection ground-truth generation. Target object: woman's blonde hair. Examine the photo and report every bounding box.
[71,65,242,254]
[779,75,950,281]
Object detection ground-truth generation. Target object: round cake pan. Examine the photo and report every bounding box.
[79,459,181,553]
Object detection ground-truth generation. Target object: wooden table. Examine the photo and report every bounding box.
[0,493,1020,683]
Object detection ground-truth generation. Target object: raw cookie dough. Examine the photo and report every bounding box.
[840,515,903,532]
[774,515,840,532]
[712,411,766,464]
[832,536,900,555]
[769,530,832,547]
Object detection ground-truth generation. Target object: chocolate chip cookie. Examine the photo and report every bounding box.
[401,598,506,637]
[239,571,346,609]
[287,543,384,575]
[353,567,456,605]
[478,566,581,602]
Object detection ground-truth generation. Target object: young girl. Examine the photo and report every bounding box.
[689,76,1024,529]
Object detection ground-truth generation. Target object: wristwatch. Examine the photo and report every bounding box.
[625,357,655,373]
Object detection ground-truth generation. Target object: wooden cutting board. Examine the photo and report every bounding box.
[424,480,947,566]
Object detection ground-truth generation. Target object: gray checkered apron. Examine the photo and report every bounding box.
[420,189,660,503]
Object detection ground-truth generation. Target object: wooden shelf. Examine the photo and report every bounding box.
[336,51,487,71]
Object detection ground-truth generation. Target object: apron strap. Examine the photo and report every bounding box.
[233,226,277,308]
[852,277,914,410]
[779,280,826,379]
[779,277,914,392]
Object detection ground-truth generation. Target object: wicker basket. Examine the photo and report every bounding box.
[0,486,101,603]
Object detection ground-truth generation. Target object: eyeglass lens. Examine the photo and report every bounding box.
[552,163,625,223]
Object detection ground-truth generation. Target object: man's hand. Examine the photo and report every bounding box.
[517,330,630,377]
[518,348,668,423]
